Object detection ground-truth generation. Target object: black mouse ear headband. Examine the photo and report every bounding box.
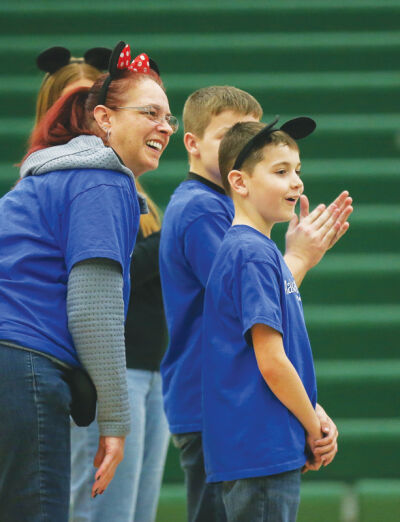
[96,41,161,106]
[36,46,112,75]
[232,116,316,171]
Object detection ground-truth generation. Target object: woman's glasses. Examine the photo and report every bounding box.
[115,105,179,134]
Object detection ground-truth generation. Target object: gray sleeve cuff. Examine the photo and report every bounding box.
[67,258,130,436]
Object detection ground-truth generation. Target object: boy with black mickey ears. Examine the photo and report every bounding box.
[202,118,323,521]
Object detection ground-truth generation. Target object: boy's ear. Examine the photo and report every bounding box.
[184,132,200,157]
[228,169,248,197]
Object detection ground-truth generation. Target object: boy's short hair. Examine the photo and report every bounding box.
[183,86,263,137]
[219,122,298,194]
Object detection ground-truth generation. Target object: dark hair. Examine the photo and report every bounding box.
[219,122,298,195]
[24,69,164,160]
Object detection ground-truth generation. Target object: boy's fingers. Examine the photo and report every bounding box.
[312,203,337,230]
[303,460,322,472]
[321,208,340,233]
[328,219,351,249]
[313,424,339,466]
[287,213,299,233]
[320,443,338,466]
[331,191,350,210]
[314,438,337,457]
[299,194,310,219]
[321,212,342,246]
[336,201,353,225]
[306,203,326,224]
[314,425,338,447]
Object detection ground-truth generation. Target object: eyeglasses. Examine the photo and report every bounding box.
[114,105,179,134]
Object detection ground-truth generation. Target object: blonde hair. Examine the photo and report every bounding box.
[183,85,263,138]
[135,179,162,237]
[34,61,162,236]
[35,61,102,125]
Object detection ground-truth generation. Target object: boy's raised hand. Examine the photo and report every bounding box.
[284,191,353,286]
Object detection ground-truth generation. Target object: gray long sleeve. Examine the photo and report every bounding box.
[67,258,130,436]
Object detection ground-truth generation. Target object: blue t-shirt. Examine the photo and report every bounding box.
[159,177,234,433]
[0,169,139,367]
[202,225,317,482]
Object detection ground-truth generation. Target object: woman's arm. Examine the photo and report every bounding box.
[67,257,129,496]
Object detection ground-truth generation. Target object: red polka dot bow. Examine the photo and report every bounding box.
[117,44,150,73]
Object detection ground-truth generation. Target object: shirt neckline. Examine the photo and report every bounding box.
[186,172,226,195]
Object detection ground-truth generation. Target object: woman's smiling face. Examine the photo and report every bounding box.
[108,78,173,176]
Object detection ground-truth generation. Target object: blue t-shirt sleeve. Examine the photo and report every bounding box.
[233,259,283,347]
[62,184,134,273]
[183,212,231,286]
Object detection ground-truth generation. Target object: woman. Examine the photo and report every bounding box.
[33,44,172,522]
[0,42,175,521]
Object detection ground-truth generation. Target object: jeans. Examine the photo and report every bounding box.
[172,432,227,522]
[70,369,170,522]
[0,343,72,522]
[222,469,301,522]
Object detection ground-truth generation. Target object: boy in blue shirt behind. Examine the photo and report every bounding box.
[202,117,323,521]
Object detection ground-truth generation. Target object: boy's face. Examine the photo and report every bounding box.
[245,143,303,231]
[195,110,259,182]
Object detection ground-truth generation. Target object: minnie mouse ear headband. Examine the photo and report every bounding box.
[232,116,316,171]
[36,46,112,74]
[97,41,160,106]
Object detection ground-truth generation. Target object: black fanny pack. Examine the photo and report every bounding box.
[0,341,97,427]
[63,366,97,427]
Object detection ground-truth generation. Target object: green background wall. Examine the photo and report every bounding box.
[0,1,399,520]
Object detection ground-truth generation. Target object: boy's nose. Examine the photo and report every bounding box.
[291,172,303,190]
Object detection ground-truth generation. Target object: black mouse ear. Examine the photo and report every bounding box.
[149,57,160,76]
[108,41,127,78]
[280,117,316,140]
[84,47,112,71]
[37,46,71,74]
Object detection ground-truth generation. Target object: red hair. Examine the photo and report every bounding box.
[23,69,164,162]
[24,87,92,161]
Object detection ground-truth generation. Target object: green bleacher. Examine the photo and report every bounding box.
[1,1,399,520]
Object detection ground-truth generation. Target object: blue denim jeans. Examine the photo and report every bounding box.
[222,469,301,522]
[0,343,72,522]
[70,369,170,522]
[172,432,227,522]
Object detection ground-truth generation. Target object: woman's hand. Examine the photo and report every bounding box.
[91,435,125,497]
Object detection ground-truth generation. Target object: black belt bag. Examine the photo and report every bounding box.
[63,366,97,427]
[0,341,97,427]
